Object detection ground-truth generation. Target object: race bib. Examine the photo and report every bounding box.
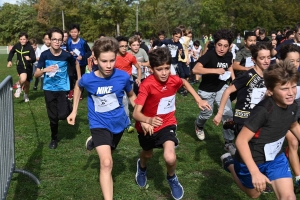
[219,71,231,81]
[92,93,119,113]
[250,88,266,104]
[245,57,254,67]
[170,49,177,57]
[45,64,59,78]
[264,136,285,161]
[73,48,81,56]
[157,95,176,115]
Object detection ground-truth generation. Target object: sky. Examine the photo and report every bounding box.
[0,0,18,6]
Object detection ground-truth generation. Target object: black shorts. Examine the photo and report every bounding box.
[138,125,178,151]
[17,65,33,82]
[91,128,124,150]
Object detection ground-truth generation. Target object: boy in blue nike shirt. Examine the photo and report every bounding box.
[67,37,136,200]
[34,27,81,149]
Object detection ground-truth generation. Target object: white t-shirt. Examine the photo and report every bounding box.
[34,47,41,65]
[41,44,50,53]
[231,44,239,59]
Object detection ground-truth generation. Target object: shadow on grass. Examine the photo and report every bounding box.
[11,102,44,200]
[81,150,127,184]
[128,150,171,198]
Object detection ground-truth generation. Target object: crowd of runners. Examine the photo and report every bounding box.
[6,23,300,200]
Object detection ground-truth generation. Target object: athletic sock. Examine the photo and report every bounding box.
[295,175,300,182]
[167,173,175,180]
[139,162,147,172]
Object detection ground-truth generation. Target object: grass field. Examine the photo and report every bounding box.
[0,54,298,200]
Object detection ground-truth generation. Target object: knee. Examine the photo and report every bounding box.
[100,158,113,171]
[164,152,176,166]
[143,152,153,160]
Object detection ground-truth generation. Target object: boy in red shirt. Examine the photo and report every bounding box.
[115,36,142,133]
[133,47,211,200]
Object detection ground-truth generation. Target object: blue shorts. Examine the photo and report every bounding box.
[234,153,292,189]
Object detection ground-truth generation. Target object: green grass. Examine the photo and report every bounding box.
[0,53,298,200]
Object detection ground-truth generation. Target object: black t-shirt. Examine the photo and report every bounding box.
[235,96,298,164]
[256,37,270,42]
[233,68,265,124]
[197,50,233,92]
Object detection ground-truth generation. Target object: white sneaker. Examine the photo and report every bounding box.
[224,143,236,155]
[14,88,21,98]
[24,95,29,103]
[195,121,205,140]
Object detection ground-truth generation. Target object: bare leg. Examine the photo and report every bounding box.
[96,145,113,200]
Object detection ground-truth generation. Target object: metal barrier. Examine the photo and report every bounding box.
[0,76,40,200]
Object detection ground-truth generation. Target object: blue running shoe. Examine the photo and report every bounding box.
[135,158,147,187]
[167,174,184,200]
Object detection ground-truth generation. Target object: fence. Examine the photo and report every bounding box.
[0,76,40,200]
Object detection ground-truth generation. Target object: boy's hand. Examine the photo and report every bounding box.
[7,61,12,68]
[77,55,82,60]
[251,171,271,193]
[24,56,30,60]
[216,68,226,75]
[149,116,163,127]
[44,65,58,72]
[197,99,211,111]
[213,113,222,126]
[135,78,141,86]
[67,112,76,125]
[141,122,154,136]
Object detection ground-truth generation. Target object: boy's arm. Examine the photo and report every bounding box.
[133,104,163,127]
[213,85,237,125]
[236,126,271,192]
[127,90,136,108]
[133,63,142,85]
[82,42,92,61]
[75,60,81,79]
[233,61,253,71]
[289,121,300,141]
[7,46,16,67]
[182,79,211,110]
[29,47,36,63]
[67,80,83,125]
[179,48,185,59]
[228,64,235,80]
[192,62,225,75]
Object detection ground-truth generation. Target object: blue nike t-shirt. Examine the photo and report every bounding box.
[78,68,132,133]
[37,49,76,91]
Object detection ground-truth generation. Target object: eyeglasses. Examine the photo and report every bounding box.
[119,45,128,48]
[51,38,63,43]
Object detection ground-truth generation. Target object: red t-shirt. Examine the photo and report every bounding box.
[115,52,137,76]
[134,74,183,133]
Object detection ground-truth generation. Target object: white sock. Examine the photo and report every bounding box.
[24,93,28,97]
[295,175,300,181]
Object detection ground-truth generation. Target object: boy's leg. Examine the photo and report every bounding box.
[163,141,176,176]
[96,145,113,200]
[215,85,235,154]
[286,131,300,187]
[136,149,153,187]
[44,91,59,149]
[163,140,184,200]
[221,153,261,198]
[271,178,296,199]
[195,90,215,140]
[57,91,72,120]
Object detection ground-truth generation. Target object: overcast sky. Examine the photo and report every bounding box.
[0,0,18,6]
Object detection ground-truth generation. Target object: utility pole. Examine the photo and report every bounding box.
[62,10,65,30]
[136,1,139,32]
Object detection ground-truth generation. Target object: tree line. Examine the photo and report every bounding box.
[0,0,300,45]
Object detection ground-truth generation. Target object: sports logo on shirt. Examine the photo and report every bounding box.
[217,62,228,68]
[96,86,113,94]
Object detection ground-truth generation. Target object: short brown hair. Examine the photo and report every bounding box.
[29,38,37,45]
[92,37,119,59]
[264,60,300,90]
[149,47,172,68]
[128,36,140,46]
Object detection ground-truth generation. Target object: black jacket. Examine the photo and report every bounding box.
[7,42,36,68]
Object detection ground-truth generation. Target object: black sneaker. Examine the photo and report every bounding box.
[85,136,94,151]
[49,140,58,149]
[220,153,234,172]
[223,120,235,130]
[33,86,37,91]
[181,90,188,97]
